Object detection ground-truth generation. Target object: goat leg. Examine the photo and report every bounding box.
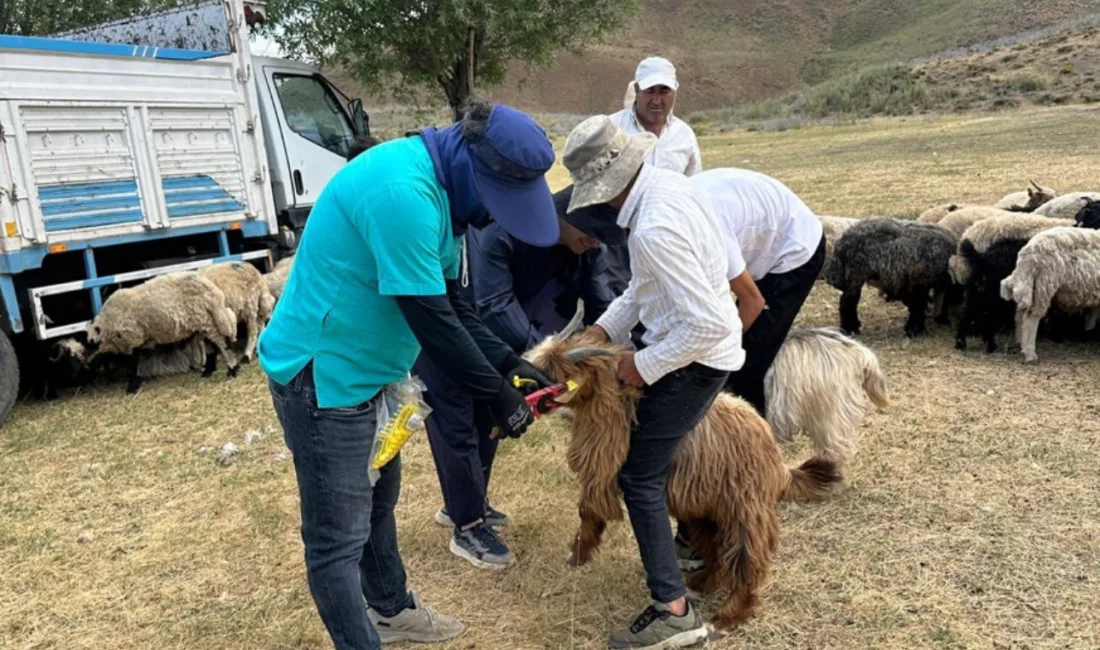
[567,505,606,567]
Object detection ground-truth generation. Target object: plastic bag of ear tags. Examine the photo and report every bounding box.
[368,376,431,487]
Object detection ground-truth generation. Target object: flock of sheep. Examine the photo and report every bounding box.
[40,255,294,397]
[818,185,1100,362]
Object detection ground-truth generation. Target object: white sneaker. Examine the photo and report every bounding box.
[367,591,464,644]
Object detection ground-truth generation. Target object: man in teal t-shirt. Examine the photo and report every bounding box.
[258,103,560,650]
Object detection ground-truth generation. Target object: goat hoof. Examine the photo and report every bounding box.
[985,342,998,354]
[955,339,967,351]
[227,365,240,378]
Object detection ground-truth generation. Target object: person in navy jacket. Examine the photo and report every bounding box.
[414,185,618,570]
[463,186,617,353]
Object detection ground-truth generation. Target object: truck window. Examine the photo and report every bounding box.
[273,74,355,157]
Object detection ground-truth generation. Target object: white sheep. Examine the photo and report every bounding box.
[1000,227,1100,363]
[85,272,239,393]
[937,206,1019,240]
[992,182,1057,212]
[918,203,977,224]
[947,214,1074,285]
[265,255,294,302]
[198,261,275,364]
[1033,191,1100,220]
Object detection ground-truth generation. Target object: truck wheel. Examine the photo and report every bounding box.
[0,330,18,428]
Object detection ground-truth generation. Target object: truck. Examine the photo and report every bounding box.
[0,0,371,426]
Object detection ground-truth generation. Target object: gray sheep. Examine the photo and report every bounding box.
[825,217,957,337]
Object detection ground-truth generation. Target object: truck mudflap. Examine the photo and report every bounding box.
[27,246,271,340]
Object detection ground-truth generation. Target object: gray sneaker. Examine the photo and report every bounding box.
[608,602,708,649]
[435,504,511,529]
[367,590,464,644]
[449,523,515,569]
[675,534,705,572]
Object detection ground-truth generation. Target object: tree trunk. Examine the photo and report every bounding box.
[439,27,480,123]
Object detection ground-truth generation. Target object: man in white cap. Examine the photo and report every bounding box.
[561,114,744,649]
[604,56,704,296]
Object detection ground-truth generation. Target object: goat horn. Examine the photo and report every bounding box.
[1030,179,1042,191]
[558,301,585,339]
[567,347,618,363]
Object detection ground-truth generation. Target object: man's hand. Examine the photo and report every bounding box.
[488,381,535,439]
[589,325,612,343]
[617,351,645,387]
[502,358,552,395]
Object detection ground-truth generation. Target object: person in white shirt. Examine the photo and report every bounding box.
[560,114,744,649]
[604,56,704,296]
[689,167,826,415]
[672,167,826,579]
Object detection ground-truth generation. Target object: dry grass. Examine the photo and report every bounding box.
[3,105,1100,650]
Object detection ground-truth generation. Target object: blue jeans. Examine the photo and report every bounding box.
[619,362,730,604]
[269,364,412,650]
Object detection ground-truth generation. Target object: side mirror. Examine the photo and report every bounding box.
[348,98,370,137]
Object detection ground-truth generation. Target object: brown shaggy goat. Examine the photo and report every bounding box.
[524,329,842,632]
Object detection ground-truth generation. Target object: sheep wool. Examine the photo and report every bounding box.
[86,271,238,364]
[764,328,889,467]
[524,331,841,632]
[992,183,1056,212]
[265,255,294,302]
[825,217,957,337]
[937,206,1018,240]
[198,261,275,363]
[1033,191,1100,220]
[918,203,975,223]
[948,214,1074,285]
[1000,227,1100,363]
[818,215,861,279]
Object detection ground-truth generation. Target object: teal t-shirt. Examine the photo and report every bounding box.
[257,136,461,408]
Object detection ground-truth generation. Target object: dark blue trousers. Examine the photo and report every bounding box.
[412,353,498,529]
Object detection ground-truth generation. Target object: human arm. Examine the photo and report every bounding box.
[630,230,735,385]
[367,186,540,436]
[729,271,766,331]
[684,130,703,176]
[580,247,616,326]
[594,279,641,345]
[466,228,540,353]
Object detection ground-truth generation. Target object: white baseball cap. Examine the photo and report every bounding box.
[634,56,679,91]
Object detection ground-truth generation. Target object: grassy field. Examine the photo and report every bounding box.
[3,105,1099,650]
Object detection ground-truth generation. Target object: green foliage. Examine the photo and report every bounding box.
[261,0,638,118]
[1009,74,1047,92]
[0,0,177,36]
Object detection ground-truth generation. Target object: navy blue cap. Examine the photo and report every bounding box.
[467,105,559,247]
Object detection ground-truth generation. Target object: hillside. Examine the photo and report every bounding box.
[332,0,1100,116]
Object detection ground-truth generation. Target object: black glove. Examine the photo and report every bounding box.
[488,380,536,439]
[500,356,553,396]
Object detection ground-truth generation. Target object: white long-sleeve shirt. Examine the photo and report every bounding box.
[689,168,825,281]
[595,165,744,384]
[608,108,702,176]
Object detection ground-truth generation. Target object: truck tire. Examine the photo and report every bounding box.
[0,330,19,429]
